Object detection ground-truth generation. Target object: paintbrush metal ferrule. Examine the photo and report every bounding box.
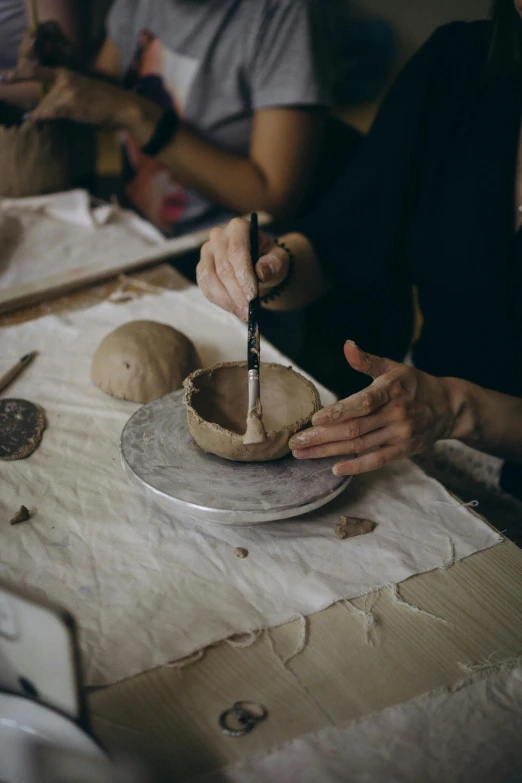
[247,370,260,415]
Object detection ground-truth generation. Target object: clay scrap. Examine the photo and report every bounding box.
[184,361,321,462]
[0,398,46,461]
[10,506,30,525]
[335,516,376,540]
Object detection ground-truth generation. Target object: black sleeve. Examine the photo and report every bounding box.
[296,23,464,294]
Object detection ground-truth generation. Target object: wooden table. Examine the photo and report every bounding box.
[2,267,522,782]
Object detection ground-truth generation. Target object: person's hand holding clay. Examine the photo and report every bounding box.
[289,341,466,476]
[27,66,162,130]
[197,218,291,320]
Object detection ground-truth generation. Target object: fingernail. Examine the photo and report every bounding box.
[236,269,257,301]
[345,339,358,348]
[241,305,249,320]
[289,433,309,448]
[246,284,257,301]
[257,261,272,282]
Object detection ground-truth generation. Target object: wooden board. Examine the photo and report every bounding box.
[0,212,271,316]
[89,540,522,781]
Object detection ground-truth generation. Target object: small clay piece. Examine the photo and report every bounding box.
[0,399,46,461]
[234,547,249,559]
[10,506,30,525]
[184,361,321,462]
[91,320,200,403]
[335,516,376,540]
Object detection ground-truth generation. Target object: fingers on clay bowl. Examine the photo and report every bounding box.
[184,361,321,462]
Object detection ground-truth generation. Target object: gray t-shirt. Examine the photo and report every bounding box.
[107,0,331,233]
[0,0,26,70]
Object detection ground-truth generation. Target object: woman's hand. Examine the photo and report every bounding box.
[197,217,290,320]
[289,341,463,476]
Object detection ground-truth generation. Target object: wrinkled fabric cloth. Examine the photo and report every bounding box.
[0,189,164,290]
[215,665,522,783]
[0,289,500,685]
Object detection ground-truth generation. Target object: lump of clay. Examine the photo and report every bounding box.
[184,361,321,462]
[92,320,199,403]
[0,100,94,198]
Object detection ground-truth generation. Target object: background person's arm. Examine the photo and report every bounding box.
[125,104,326,219]
[93,37,121,78]
[30,0,330,220]
[28,69,326,219]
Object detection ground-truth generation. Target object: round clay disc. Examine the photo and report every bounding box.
[0,398,46,461]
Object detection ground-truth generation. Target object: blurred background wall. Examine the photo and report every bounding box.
[327,0,491,130]
[336,0,490,65]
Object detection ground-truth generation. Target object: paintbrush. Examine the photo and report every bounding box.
[243,213,267,445]
[0,351,37,394]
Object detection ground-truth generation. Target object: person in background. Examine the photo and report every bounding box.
[18,0,334,238]
[0,0,82,108]
[13,0,356,360]
[195,0,522,501]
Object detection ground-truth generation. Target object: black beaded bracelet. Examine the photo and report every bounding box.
[141,108,179,157]
[260,239,295,304]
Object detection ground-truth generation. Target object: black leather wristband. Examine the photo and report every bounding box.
[141,108,179,157]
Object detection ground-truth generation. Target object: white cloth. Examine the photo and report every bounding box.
[215,666,522,783]
[0,289,501,686]
[0,190,165,290]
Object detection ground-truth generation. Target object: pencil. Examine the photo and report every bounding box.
[0,351,38,394]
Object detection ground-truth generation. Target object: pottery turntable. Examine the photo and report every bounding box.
[120,388,351,527]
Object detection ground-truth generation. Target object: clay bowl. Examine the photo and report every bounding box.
[184,361,321,462]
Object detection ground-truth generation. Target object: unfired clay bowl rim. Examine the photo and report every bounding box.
[183,361,321,440]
